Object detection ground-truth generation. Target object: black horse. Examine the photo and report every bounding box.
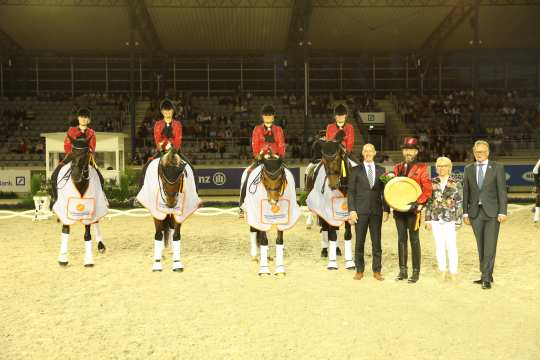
[150,148,187,272]
[305,140,354,269]
[55,137,106,267]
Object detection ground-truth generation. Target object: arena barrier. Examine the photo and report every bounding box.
[0,204,532,221]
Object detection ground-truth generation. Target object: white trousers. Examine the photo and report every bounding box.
[431,221,458,274]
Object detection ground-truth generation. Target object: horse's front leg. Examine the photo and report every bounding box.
[172,221,183,272]
[257,231,271,276]
[325,222,339,270]
[343,222,355,270]
[58,224,70,266]
[275,230,285,275]
[152,218,165,272]
[83,224,94,267]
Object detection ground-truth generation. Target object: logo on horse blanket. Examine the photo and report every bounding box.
[261,199,291,225]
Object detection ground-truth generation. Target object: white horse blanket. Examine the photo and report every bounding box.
[52,163,108,225]
[241,165,300,232]
[306,163,350,227]
[137,158,201,223]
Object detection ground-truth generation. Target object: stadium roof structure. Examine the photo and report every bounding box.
[0,0,539,56]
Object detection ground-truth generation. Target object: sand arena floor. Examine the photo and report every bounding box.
[0,204,539,360]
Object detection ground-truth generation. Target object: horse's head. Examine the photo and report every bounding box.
[158,148,186,208]
[321,140,345,190]
[70,137,90,183]
[261,154,286,206]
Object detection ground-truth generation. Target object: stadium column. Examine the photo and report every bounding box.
[129,19,137,156]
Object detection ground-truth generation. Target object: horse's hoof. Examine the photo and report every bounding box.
[58,261,68,267]
[172,261,184,272]
[258,267,271,276]
[251,256,259,262]
[345,261,356,270]
[274,266,286,276]
[327,261,338,270]
[97,242,106,253]
[336,247,342,256]
[84,263,94,268]
[320,248,328,258]
[152,262,163,272]
[306,225,312,230]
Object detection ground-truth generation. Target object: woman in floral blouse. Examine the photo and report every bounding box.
[425,156,463,280]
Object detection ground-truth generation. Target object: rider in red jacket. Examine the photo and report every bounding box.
[153,99,183,152]
[140,99,195,188]
[51,107,103,201]
[326,104,355,154]
[239,104,285,213]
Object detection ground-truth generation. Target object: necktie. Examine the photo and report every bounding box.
[367,164,374,188]
[478,163,485,189]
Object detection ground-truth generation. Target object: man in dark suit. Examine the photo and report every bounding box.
[347,144,390,281]
[463,140,508,290]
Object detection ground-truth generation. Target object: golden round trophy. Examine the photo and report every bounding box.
[384,177,422,212]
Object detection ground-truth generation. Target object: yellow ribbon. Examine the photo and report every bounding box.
[89,153,98,169]
[414,212,421,231]
[341,160,347,178]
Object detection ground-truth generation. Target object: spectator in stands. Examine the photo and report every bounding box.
[16,139,28,154]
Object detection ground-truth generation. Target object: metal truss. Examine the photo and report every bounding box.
[312,0,540,7]
[0,0,127,6]
[287,0,313,50]
[0,0,293,6]
[0,26,22,55]
[128,0,163,52]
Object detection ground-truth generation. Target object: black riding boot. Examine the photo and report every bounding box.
[408,235,421,283]
[395,240,408,280]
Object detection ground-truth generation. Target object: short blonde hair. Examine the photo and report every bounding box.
[435,156,453,171]
[473,140,490,151]
[363,143,376,151]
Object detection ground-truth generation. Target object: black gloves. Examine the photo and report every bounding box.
[408,201,419,213]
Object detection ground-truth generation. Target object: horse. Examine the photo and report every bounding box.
[52,137,107,267]
[305,140,354,270]
[137,147,200,272]
[241,153,300,275]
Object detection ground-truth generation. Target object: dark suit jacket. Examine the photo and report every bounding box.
[463,160,508,218]
[347,163,390,215]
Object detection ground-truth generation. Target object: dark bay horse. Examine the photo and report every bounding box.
[56,137,106,267]
[151,148,187,272]
[247,155,288,275]
[305,140,354,269]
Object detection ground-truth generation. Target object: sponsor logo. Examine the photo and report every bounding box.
[212,172,227,186]
[76,203,86,212]
[271,204,281,214]
[522,171,535,183]
[340,202,348,211]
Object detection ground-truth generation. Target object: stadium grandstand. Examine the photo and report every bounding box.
[0,0,539,168]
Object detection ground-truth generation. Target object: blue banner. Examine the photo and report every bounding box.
[430,164,536,186]
[195,167,301,190]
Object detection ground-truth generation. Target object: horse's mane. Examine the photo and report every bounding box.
[262,157,283,179]
[321,140,341,158]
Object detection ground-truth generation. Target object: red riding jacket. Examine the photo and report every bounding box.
[326,123,355,153]
[251,124,285,158]
[393,162,433,205]
[154,119,183,152]
[64,127,96,154]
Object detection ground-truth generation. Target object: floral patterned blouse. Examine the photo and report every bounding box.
[425,175,463,224]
